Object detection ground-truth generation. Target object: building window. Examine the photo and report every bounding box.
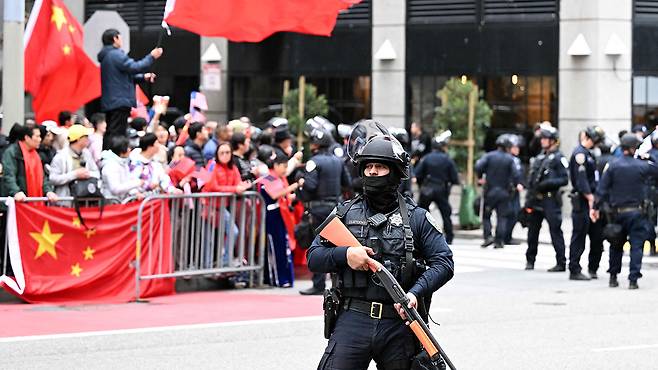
[230,76,371,125]
[408,74,556,148]
[632,75,658,128]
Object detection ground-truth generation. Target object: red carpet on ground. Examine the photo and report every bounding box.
[0,290,323,338]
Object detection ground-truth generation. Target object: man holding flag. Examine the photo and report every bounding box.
[98,29,162,150]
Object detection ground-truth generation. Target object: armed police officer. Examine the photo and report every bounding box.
[299,118,352,296]
[307,121,454,370]
[524,126,569,272]
[502,134,525,245]
[567,125,606,281]
[415,131,459,244]
[475,134,522,249]
[591,133,658,289]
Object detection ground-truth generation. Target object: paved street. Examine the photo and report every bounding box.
[2,219,658,369]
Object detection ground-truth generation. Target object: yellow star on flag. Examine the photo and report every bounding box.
[51,5,68,31]
[72,217,81,228]
[68,24,76,33]
[83,246,95,261]
[30,221,63,260]
[84,228,97,239]
[70,263,83,277]
[62,44,71,55]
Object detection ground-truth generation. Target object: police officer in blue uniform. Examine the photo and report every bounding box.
[476,134,522,249]
[524,126,569,271]
[567,125,605,281]
[415,132,459,244]
[502,134,525,245]
[592,133,658,289]
[307,121,454,370]
[646,132,658,256]
[299,119,352,296]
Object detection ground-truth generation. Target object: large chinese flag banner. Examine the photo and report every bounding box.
[0,199,174,303]
[164,0,362,42]
[24,0,101,122]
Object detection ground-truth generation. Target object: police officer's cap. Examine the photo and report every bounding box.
[620,133,642,150]
[585,125,605,144]
[355,136,410,180]
[631,124,647,134]
[539,126,559,140]
[495,134,510,148]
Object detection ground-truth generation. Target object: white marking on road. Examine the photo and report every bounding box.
[592,343,658,352]
[0,315,323,343]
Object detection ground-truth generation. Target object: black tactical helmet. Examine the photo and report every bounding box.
[495,134,511,148]
[389,127,410,147]
[620,133,642,150]
[539,126,559,140]
[305,117,334,148]
[355,135,410,179]
[584,125,605,144]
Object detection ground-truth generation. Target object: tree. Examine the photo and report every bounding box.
[283,83,329,137]
[434,78,492,174]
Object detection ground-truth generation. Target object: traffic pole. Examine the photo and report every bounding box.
[2,0,25,131]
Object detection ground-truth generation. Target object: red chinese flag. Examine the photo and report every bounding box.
[24,0,101,122]
[164,0,362,42]
[1,200,174,303]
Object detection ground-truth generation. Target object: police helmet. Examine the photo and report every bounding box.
[631,124,647,135]
[598,138,613,154]
[507,134,523,148]
[267,117,288,129]
[432,130,452,150]
[651,131,658,146]
[305,116,334,148]
[584,125,605,144]
[620,133,642,150]
[348,120,410,179]
[495,134,511,148]
[389,127,410,147]
[539,126,559,140]
[257,144,276,165]
[337,124,353,139]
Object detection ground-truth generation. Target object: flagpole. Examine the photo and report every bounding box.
[2,0,25,131]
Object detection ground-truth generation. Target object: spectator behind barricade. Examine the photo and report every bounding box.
[101,136,143,201]
[231,133,254,181]
[130,133,182,195]
[88,113,107,167]
[98,28,162,151]
[273,128,303,177]
[203,142,252,193]
[184,122,209,168]
[38,121,64,167]
[167,146,196,190]
[154,124,171,165]
[260,153,304,287]
[1,124,58,202]
[49,125,100,198]
[203,122,231,161]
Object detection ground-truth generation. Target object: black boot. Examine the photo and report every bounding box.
[588,270,598,279]
[569,272,591,281]
[525,262,534,270]
[493,241,504,249]
[629,280,639,290]
[481,237,494,248]
[547,265,566,272]
[609,274,619,288]
[299,287,324,295]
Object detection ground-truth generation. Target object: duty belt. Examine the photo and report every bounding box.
[536,192,556,200]
[343,297,398,319]
[616,205,642,214]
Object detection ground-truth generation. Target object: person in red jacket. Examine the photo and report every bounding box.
[202,142,252,268]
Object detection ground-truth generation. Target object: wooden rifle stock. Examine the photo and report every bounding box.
[317,215,362,248]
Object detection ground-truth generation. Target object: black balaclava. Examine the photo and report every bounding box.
[362,163,401,213]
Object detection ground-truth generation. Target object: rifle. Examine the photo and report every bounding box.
[318,215,457,370]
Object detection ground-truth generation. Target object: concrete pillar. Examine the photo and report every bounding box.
[371,0,405,129]
[2,0,24,131]
[200,37,229,123]
[62,0,84,23]
[559,0,632,153]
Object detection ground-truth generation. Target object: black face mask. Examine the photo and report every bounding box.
[363,173,400,213]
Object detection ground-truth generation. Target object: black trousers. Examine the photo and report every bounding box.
[526,197,567,266]
[418,185,453,243]
[103,107,131,150]
[310,204,334,290]
[318,309,416,370]
[568,198,604,274]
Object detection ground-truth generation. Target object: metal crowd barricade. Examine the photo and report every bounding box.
[133,191,266,300]
[0,196,123,275]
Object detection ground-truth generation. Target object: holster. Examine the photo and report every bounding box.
[323,287,341,339]
[570,193,583,213]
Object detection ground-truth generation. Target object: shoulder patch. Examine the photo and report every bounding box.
[305,160,317,172]
[561,157,569,168]
[425,211,443,233]
[575,152,586,165]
